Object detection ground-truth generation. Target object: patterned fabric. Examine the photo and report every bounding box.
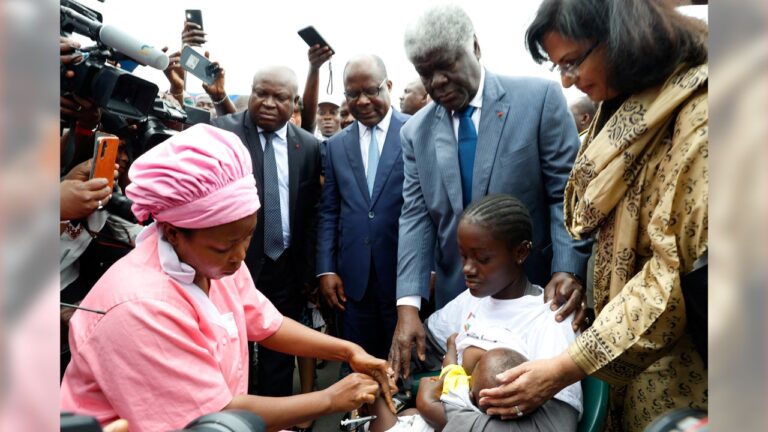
[262,132,284,260]
[563,64,709,432]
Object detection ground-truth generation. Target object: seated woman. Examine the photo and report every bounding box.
[60,124,395,432]
[384,195,582,430]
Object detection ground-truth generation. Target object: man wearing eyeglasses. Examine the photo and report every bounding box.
[316,54,411,366]
[389,4,593,381]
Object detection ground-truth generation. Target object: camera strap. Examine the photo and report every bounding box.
[326,61,333,94]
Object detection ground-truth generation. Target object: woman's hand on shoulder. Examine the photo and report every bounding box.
[478,352,585,419]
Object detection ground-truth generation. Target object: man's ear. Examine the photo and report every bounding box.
[473,35,482,60]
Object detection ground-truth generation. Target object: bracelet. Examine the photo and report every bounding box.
[212,94,228,104]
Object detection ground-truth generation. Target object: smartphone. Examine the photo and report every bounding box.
[185,9,203,30]
[90,134,119,190]
[180,45,221,85]
[297,26,334,54]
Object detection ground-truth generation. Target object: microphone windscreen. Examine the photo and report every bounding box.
[99,25,169,70]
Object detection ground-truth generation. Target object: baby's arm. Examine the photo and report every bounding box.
[368,395,399,432]
[416,376,448,431]
[443,332,459,367]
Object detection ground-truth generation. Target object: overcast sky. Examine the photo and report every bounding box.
[75,1,706,107]
[74,0,589,104]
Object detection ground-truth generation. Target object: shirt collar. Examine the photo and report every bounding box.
[257,122,288,142]
[357,106,393,140]
[452,66,486,116]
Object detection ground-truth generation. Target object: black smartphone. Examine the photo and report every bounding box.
[180,45,221,85]
[185,9,203,30]
[297,26,334,54]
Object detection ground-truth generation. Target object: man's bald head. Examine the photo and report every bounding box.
[343,54,392,128]
[248,66,299,131]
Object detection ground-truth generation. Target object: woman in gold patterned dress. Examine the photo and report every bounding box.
[476,1,708,431]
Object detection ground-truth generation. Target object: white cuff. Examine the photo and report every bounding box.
[316,272,337,278]
[396,295,422,310]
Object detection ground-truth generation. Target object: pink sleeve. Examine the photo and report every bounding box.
[234,266,283,341]
[80,299,234,432]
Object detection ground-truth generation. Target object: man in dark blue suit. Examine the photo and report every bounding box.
[316,55,410,360]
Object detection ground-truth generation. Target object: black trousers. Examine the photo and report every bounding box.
[248,250,302,397]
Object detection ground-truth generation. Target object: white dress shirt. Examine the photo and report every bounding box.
[258,123,291,249]
[397,69,486,310]
[357,106,393,174]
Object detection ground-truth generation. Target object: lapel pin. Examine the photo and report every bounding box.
[497,111,504,118]
[295,144,300,149]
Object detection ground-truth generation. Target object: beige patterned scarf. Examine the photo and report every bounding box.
[564,64,708,303]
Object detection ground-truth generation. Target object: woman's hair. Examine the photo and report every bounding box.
[525,0,708,95]
[460,194,533,251]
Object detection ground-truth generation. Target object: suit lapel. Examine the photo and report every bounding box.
[474,71,510,199]
[433,106,464,215]
[286,124,300,225]
[343,122,371,204]
[242,111,265,204]
[370,111,403,207]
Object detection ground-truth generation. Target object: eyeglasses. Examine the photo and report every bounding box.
[549,41,599,80]
[344,78,387,101]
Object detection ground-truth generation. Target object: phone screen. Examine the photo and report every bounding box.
[185,9,203,30]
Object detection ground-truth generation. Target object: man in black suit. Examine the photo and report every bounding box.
[211,66,322,397]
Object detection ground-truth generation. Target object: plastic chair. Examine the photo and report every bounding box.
[577,376,610,432]
[410,372,609,432]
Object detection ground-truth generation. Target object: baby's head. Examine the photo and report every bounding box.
[469,348,528,411]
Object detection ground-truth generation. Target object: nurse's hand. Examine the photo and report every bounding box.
[348,348,397,414]
[324,373,380,412]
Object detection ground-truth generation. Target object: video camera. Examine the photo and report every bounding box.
[61,0,210,164]
[60,0,166,120]
[61,410,267,432]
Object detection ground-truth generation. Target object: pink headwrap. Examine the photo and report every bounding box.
[126,123,260,229]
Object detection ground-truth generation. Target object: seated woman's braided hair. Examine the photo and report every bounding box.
[460,194,534,251]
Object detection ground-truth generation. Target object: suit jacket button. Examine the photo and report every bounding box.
[368,211,375,219]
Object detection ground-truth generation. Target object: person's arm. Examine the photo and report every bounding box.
[225,372,380,432]
[300,45,333,133]
[442,333,458,367]
[259,318,397,413]
[388,126,435,379]
[316,137,346,310]
[536,80,592,329]
[416,376,447,431]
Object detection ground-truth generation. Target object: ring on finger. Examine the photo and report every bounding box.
[514,405,523,417]
[97,199,103,210]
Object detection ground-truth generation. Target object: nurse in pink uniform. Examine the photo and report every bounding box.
[61,124,395,432]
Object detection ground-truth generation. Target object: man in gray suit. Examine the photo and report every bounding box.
[389,4,592,379]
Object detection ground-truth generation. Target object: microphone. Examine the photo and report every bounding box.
[61,5,169,70]
[99,25,169,70]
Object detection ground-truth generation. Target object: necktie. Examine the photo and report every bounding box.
[366,126,379,196]
[262,132,284,260]
[457,106,477,207]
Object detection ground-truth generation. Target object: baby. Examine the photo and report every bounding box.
[369,331,529,432]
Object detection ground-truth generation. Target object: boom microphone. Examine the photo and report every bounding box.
[61,5,169,70]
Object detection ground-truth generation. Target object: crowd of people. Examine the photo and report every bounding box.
[59,1,708,432]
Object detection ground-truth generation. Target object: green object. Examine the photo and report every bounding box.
[577,376,610,432]
[410,372,609,432]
